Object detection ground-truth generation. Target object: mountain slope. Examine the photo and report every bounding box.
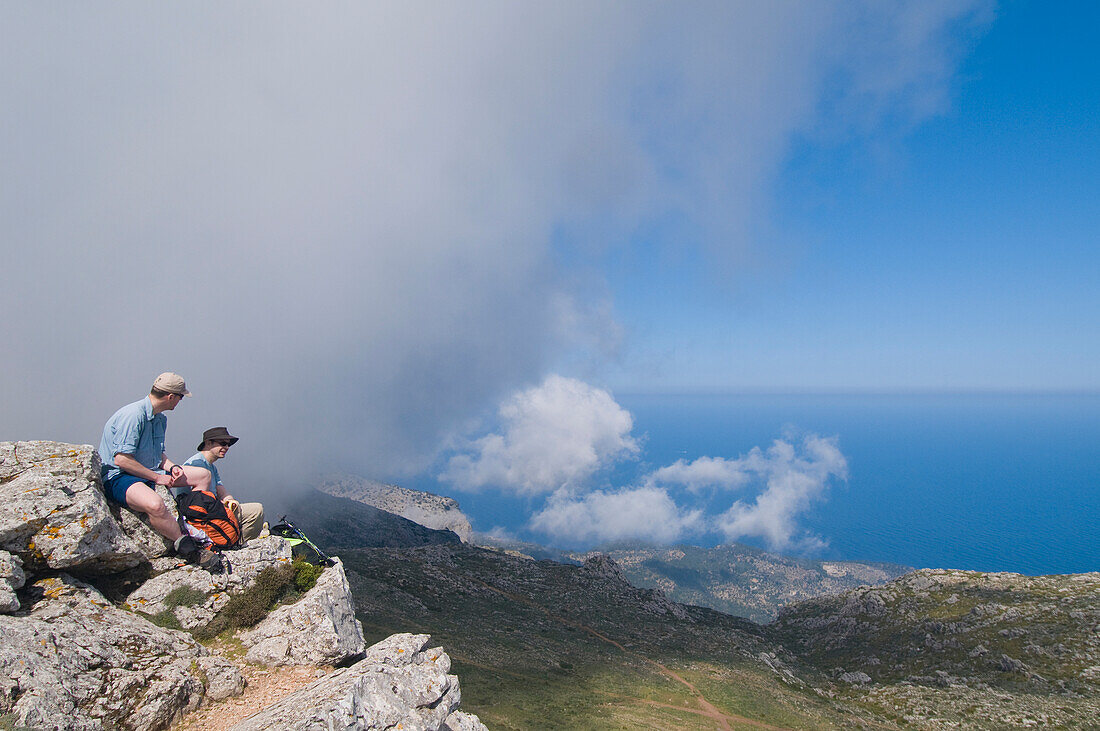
[570,544,910,622]
[316,474,474,541]
[279,488,462,550]
[770,569,1100,727]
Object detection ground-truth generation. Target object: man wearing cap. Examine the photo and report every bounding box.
[99,373,217,568]
[180,427,267,543]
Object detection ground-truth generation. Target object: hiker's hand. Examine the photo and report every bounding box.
[168,465,187,487]
[223,497,240,514]
[153,472,175,487]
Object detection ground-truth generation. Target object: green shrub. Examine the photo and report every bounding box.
[144,609,183,631]
[193,563,296,641]
[292,557,324,593]
[164,586,207,609]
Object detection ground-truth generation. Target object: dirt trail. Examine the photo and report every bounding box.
[471,578,790,731]
[172,664,324,731]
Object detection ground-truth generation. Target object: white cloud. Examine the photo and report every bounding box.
[530,486,702,546]
[647,455,752,492]
[710,435,848,552]
[0,3,989,486]
[440,376,639,494]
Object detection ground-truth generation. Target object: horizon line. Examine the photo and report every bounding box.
[610,386,1100,397]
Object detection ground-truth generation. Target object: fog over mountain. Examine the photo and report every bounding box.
[0,3,989,494]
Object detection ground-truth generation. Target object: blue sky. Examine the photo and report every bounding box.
[598,1,1099,392]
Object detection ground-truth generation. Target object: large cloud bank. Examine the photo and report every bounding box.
[443,376,848,552]
[0,3,988,486]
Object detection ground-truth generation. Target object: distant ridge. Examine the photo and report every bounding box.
[316,474,473,542]
[283,488,461,550]
[568,544,911,622]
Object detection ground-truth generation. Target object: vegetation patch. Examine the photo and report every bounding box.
[163,586,207,609]
[194,563,296,641]
[0,711,37,731]
[292,556,324,593]
[140,608,184,631]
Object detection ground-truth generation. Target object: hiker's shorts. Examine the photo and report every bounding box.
[101,472,148,503]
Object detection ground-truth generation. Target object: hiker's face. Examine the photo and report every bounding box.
[208,440,232,458]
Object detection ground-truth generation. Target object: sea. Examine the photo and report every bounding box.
[416,392,1100,576]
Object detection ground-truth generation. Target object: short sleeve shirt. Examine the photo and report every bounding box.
[99,397,166,482]
[183,453,223,491]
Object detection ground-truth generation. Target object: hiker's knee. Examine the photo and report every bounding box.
[126,482,168,516]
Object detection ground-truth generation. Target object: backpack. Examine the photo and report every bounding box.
[269,517,335,566]
[176,489,241,550]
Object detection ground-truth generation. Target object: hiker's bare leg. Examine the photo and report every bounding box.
[125,481,183,542]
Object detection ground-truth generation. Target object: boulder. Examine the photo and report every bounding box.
[241,557,365,666]
[0,441,147,574]
[0,573,243,731]
[0,549,25,613]
[230,633,484,731]
[444,710,491,731]
[123,536,294,629]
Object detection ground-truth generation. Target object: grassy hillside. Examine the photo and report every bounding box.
[339,545,876,730]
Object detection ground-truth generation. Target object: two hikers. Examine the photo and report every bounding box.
[98,373,265,567]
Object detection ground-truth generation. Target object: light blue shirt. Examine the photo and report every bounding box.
[99,397,167,482]
[183,453,223,493]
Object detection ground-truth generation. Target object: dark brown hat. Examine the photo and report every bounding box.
[198,427,239,451]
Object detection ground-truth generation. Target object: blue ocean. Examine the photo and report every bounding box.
[618,393,1100,576]
[418,393,1100,576]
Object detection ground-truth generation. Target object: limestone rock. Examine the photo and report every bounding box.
[444,710,490,731]
[123,536,294,629]
[840,671,873,684]
[0,549,25,613]
[0,573,243,730]
[318,473,474,541]
[241,557,365,665]
[230,633,482,731]
[195,656,248,701]
[0,441,147,574]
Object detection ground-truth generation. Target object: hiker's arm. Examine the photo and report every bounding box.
[160,454,187,487]
[180,465,214,492]
[114,453,174,487]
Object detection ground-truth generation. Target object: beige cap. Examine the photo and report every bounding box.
[153,372,191,396]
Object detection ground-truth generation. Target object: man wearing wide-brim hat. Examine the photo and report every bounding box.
[180,427,267,543]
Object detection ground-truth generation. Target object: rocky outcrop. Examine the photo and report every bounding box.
[0,441,486,730]
[318,474,474,542]
[123,537,295,629]
[0,441,147,574]
[230,633,486,731]
[241,557,366,666]
[0,573,242,730]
